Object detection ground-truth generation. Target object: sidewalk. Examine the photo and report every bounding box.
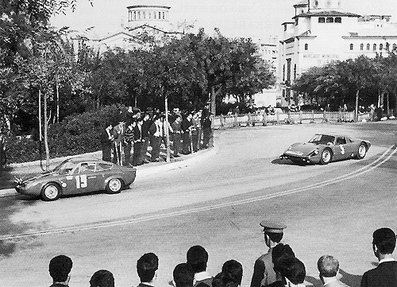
[0,146,217,198]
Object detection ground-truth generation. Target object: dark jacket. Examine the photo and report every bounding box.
[361,261,397,287]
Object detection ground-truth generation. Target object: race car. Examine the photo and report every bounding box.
[280,134,371,165]
[15,158,137,201]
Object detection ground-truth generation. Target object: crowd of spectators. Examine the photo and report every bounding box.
[100,107,213,166]
[46,226,396,287]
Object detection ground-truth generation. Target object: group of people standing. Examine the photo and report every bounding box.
[100,107,213,166]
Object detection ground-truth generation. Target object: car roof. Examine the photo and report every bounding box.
[65,157,110,164]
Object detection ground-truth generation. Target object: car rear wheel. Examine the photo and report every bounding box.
[41,183,61,201]
[106,178,123,194]
[320,148,332,165]
[357,143,367,159]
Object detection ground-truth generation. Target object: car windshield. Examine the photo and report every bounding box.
[53,159,77,175]
[308,134,335,145]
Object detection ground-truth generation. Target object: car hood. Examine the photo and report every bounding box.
[19,171,57,184]
[284,142,319,155]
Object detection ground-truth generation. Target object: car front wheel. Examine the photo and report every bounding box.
[106,178,123,194]
[41,183,61,201]
[357,143,367,159]
[320,148,332,165]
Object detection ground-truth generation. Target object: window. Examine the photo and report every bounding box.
[162,12,165,19]
[294,64,297,80]
[159,11,161,19]
[143,11,146,19]
[318,17,325,23]
[335,17,342,23]
[304,43,309,50]
[97,163,113,171]
[295,18,299,25]
[373,43,377,51]
[336,137,347,145]
[366,43,370,50]
[350,43,354,50]
[154,11,156,19]
[360,43,364,50]
[283,64,285,81]
[137,11,141,20]
[133,11,136,20]
[326,17,334,23]
[284,24,287,31]
[379,43,383,50]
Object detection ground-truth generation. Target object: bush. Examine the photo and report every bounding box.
[6,105,126,164]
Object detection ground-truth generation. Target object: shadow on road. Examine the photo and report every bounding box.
[271,158,309,166]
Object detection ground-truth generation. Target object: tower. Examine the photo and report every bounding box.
[126,0,171,30]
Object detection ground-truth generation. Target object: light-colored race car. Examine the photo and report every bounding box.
[15,158,137,201]
[280,134,371,165]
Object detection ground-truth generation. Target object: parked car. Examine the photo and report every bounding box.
[15,158,136,201]
[280,134,371,165]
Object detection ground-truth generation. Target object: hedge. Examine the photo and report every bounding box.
[6,105,126,164]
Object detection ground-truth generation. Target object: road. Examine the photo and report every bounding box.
[0,122,396,287]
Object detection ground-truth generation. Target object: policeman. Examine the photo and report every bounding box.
[250,220,287,287]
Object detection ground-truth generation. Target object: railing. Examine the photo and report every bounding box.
[213,111,371,129]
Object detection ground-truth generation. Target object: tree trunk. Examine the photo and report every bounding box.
[43,91,50,171]
[56,77,60,123]
[355,89,360,122]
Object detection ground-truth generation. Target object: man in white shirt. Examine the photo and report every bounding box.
[317,255,349,287]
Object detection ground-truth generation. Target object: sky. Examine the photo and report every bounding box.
[51,0,397,41]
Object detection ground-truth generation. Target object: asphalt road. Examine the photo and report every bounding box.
[0,122,396,287]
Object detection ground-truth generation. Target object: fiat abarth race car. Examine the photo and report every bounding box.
[15,158,136,201]
[280,134,371,165]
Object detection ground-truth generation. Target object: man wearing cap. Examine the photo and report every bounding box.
[250,220,287,287]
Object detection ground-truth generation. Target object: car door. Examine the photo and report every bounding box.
[334,137,348,160]
[72,162,100,194]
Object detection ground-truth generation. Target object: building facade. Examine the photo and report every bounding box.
[279,0,397,105]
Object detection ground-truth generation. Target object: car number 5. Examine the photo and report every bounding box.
[340,145,345,155]
[75,175,88,188]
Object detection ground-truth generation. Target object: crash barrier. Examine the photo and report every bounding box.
[213,111,371,129]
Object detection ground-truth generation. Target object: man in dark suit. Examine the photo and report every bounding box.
[361,227,397,287]
[90,269,115,287]
[48,255,73,287]
[187,245,213,287]
[173,263,195,287]
[137,253,159,287]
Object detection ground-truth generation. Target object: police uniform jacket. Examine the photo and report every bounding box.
[251,247,278,287]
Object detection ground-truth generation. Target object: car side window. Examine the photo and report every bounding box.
[97,163,113,171]
[336,137,347,145]
[79,163,96,173]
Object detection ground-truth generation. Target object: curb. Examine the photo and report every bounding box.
[0,146,218,199]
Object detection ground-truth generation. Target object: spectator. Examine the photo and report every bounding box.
[123,121,135,166]
[90,269,115,287]
[200,109,212,149]
[149,116,162,162]
[137,252,159,287]
[250,220,287,287]
[191,111,201,152]
[112,121,125,165]
[360,227,397,287]
[317,255,349,287]
[100,124,114,162]
[133,117,144,166]
[273,257,306,287]
[181,112,193,154]
[141,113,152,163]
[213,260,243,287]
[48,255,73,287]
[187,245,213,287]
[173,263,195,287]
[171,114,183,157]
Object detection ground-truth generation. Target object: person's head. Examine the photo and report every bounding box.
[90,270,115,287]
[137,253,159,283]
[274,257,305,286]
[317,255,339,282]
[221,260,243,286]
[173,263,194,287]
[49,255,73,283]
[372,228,396,258]
[272,244,295,266]
[260,220,286,247]
[186,245,209,273]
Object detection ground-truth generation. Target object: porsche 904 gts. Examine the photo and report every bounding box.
[15,158,137,201]
[280,134,371,165]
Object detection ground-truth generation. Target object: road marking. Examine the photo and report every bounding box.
[0,145,395,241]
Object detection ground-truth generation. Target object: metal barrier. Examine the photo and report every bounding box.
[213,111,371,129]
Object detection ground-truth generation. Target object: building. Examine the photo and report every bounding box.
[72,0,182,53]
[279,0,397,105]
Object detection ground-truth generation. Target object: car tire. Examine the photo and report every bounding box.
[41,183,61,201]
[357,143,367,159]
[320,148,332,165]
[106,178,123,194]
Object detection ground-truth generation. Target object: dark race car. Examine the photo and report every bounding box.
[280,134,371,165]
[15,158,137,201]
